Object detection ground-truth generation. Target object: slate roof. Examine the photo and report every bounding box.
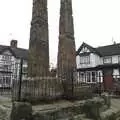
[0,45,28,60]
[76,42,101,56]
[77,42,120,57]
[96,43,120,56]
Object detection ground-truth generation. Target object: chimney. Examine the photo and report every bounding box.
[10,40,17,48]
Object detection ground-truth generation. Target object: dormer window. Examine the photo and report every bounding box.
[103,57,112,64]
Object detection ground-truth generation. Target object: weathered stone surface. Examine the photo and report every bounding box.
[0,98,120,120]
[81,97,104,120]
[32,97,111,120]
[10,102,32,120]
[0,96,12,120]
[101,92,111,108]
[57,0,76,97]
[32,100,85,120]
[28,0,49,77]
[0,105,11,120]
[100,99,120,120]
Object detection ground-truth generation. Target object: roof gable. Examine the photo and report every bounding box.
[76,42,101,56]
[0,45,28,60]
[2,50,14,56]
[0,46,16,57]
[80,46,90,54]
[11,47,28,60]
[77,42,120,57]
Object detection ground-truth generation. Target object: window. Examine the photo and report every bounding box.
[86,72,91,82]
[92,72,96,82]
[80,56,90,64]
[2,55,12,61]
[103,57,112,64]
[118,56,120,63]
[97,71,103,83]
[23,66,27,74]
[2,76,11,87]
[80,72,85,82]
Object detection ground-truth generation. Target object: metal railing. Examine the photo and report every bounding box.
[1,59,120,102]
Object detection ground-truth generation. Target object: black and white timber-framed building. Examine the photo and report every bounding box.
[0,40,27,87]
[76,42,120,83]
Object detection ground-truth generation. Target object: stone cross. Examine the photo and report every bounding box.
[28,0,49,77]
[57,0,76,97]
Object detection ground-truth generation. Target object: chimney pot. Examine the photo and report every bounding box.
[10,40,17,48]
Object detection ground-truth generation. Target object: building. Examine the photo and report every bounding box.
[76,42,120,84]
[0,40,27,87]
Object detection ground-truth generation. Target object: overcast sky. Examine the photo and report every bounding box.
[0,0,120,66]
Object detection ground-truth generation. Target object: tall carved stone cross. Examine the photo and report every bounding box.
[28,0,49,77]
[57,0,76,83]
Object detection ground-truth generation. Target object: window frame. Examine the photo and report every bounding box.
[118,56,120,63]
[79,55,90,64]
[103,57,112,64]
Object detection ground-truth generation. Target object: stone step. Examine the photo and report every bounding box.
[73,114,93,120]
[57,114,93,120]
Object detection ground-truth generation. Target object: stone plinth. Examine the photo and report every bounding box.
[10,102,32,120]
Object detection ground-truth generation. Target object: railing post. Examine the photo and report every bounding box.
[18,58,23,101]
[71,69,74,98]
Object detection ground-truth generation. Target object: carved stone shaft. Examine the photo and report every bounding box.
[57,0,76,83]
[28,0,49,77]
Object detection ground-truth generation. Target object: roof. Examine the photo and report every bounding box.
[76,42,101,56]
[96,43,120,56]
[0,45,28,60]
[77,42,120,57]
[77,63,120,71]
